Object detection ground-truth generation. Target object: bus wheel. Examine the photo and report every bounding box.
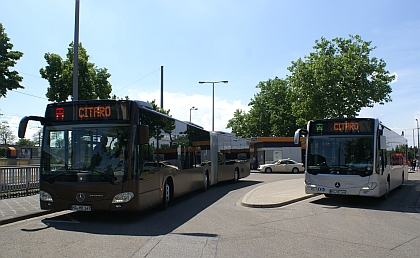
[162,180,171,210]
[381,179,389,200]
[232,169,239,183]
[202,172,209,192]
[265,167,272,173]
[398,172,404,189]
[292,167,299,174]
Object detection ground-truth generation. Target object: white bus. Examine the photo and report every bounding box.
[294,118,408,198]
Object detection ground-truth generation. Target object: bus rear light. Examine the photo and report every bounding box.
[40,191,53,202]
[362,182,377,190]
[112,192,134,203]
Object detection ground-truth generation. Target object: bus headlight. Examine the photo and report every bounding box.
[40,191,53,202]
[112,192,134,203]
[305,179,316,188]
[361,182,377,190]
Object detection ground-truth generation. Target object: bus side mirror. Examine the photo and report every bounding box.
[138,125,149,145]
[379,136,386,150]
[294,128,306,145]
[18,116,45,138]
[18,117,29,138]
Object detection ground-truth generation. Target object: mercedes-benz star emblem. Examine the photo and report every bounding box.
[335,182,341,188]
[76,193,85,202]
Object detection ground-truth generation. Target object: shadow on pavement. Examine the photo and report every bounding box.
[309,179,420,214]
[26,180,260,237]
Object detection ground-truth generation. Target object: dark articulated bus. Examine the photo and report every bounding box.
[294,118,408,198]
[18,100,250,212]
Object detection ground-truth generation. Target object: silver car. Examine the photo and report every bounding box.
[257,159,304,173]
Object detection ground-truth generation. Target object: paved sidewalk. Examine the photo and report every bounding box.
[240,178,315,208]
[0,194,54,225]
[0,178,315,226]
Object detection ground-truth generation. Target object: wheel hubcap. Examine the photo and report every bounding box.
[165,183,170,202]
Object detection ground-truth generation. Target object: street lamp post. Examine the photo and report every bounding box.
[198,80,228,131]
[73,0,80,101]
[413,128,415,159]
[190,106,198,122]
[417,119,419,160]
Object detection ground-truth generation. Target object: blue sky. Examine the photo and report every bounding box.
[1,0,420,146]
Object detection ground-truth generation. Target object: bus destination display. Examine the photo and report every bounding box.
[46,102,129,122]
[309,119,374,134]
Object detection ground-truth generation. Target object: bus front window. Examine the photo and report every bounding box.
[307,135,374,176]
[41,124,130,183]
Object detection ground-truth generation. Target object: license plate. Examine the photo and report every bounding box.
[70,205,92,211]
[330,189,346,195]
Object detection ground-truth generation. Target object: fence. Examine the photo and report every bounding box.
[0,165,40,199]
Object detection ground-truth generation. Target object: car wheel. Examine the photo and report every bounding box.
[292,167,299,174]
[265,167,272,173]
[161,179,171,210]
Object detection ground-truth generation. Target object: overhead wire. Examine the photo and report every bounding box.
[112,67,161,94]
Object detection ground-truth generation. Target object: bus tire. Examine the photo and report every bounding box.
[161,179,171,210]
[398,172,404,189]
[202,172,209,192]
[232,169,239,183]
[381,178,390,200]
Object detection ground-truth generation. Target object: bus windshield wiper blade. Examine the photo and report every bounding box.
[45,171,79,181]
[92,170,119,184]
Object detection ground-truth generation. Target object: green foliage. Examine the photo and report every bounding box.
[0,23,24,98]
[15,138,36,146]
[0,121,16,144]
[32,128,42,146]
[228,35,395,136]
[226,109,249,138]
[287,35,394,127]
[227,77,299,137]
[0,147,5,157]
[40,42,112,101]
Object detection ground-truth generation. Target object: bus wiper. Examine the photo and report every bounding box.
[346,165,371,177]
[92,170,119,184]
[44,171,79,182]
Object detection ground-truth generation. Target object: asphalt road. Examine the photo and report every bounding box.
[1,172,419,258]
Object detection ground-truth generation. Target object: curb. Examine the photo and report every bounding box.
[241,194,317,208]
[0,210,56,226]
[240,179,318,208]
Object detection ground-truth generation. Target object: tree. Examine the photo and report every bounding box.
[32,128,42,146]
[15,138,35,146]
[226,109,249,138]
[0,23,24,98]
[227,78,299,137]
[287,35,394,127]
[40,42,112,101]
[0,121,16,144]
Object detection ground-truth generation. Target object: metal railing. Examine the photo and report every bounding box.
[0,165,40,199]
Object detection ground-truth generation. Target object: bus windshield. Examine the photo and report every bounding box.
[307,135,374,176]
[41,123,130,183]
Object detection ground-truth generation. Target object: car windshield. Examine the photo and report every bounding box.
[307,135,374,176]
[41,123,130,183]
